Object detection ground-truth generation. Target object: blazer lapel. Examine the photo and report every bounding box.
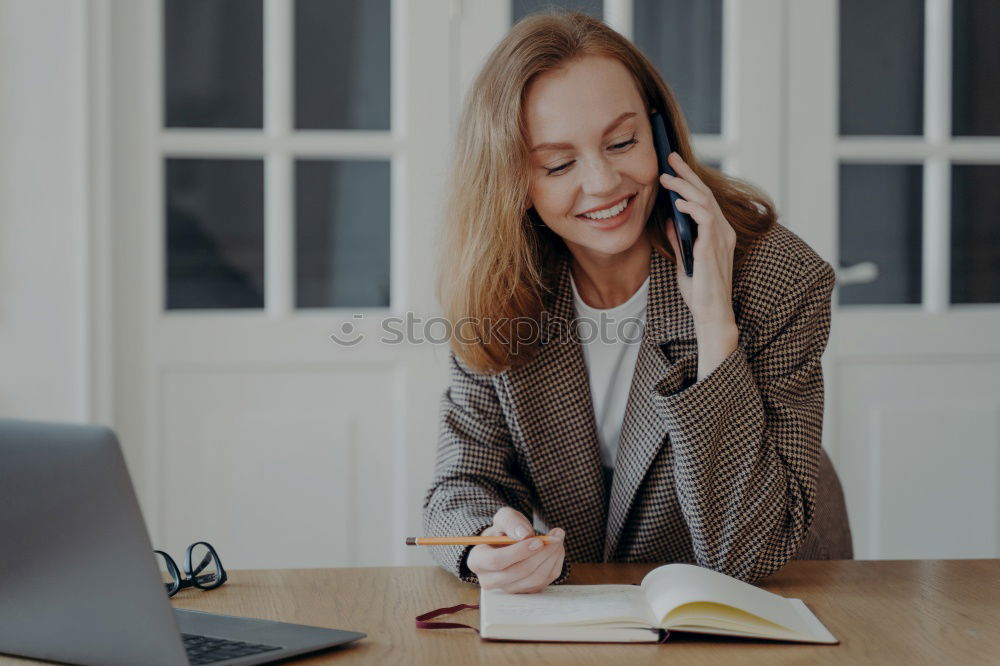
[603,248,697,560]
[502,254,607,563]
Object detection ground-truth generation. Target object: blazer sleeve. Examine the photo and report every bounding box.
[423,351,570,585]
[651,259,836,584]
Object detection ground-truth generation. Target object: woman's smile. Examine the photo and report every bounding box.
[576,193,637,230]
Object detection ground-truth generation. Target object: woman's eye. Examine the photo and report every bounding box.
[544,136,638,176]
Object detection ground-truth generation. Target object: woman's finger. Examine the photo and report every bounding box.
[492,507,534,540]
[497,542,564,593]
[660,172,707,207]
[481,536,549,573]
[484,544,554,591]
[476,569,503,589]
[542,549,564,585]
[668,151,710,194]
[674,198,711,225]
[531,546,566,590]
[487,530,564,588]
[467,539,533,579]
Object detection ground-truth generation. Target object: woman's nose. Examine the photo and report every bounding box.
[579,155,622,196]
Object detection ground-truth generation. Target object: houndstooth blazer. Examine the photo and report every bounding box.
[423,222,840,585]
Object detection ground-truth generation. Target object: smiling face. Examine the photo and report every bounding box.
[524,55,659,264]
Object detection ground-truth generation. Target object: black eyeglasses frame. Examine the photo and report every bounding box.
[154,541,228,597]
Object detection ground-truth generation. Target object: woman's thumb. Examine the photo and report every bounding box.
[493,507,534,540]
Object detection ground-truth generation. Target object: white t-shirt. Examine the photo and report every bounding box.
[571,274,649,470]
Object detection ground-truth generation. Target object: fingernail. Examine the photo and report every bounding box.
[551,528,565,540]
[514,527,527,539]
[528,538,543,550]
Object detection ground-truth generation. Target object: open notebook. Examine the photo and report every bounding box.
[480,563,838,644]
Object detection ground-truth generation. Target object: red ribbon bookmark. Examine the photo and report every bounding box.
[415,603,481,633]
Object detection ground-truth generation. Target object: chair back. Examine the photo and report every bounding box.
[795,448,854,560]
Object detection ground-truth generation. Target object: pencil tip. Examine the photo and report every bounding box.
[405,537,416,546]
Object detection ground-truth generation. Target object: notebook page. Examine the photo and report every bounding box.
[640,564,828,640]
[481,584,657,628]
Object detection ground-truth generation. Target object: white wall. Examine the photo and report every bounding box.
[0,0,88,422]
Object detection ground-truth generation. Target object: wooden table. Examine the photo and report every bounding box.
[2,560,998,664]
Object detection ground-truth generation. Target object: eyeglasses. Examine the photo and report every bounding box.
[154,541,228,597]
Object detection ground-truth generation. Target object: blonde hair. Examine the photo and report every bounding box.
[438,10,775,374]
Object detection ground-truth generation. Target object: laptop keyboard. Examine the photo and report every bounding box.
[182,633,282,664]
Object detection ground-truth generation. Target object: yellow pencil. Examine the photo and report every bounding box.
[405,535,554,546]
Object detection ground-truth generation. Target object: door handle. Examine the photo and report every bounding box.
[836,261,879,287]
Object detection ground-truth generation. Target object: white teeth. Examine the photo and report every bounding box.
[581,197,630,220]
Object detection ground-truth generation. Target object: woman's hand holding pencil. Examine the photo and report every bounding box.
[407,507,565,594]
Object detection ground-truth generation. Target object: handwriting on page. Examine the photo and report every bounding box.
[482,585,655,626]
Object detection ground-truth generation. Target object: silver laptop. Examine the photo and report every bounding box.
[0,419,365,666]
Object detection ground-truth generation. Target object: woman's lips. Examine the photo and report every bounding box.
[577,195,635,230]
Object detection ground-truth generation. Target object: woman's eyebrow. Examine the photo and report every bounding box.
[530,111,637,152]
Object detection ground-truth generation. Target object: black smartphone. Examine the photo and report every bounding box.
[650,110,697,277]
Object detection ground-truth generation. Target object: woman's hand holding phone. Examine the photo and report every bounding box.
[660,151,740,380]
[466,507,565,593]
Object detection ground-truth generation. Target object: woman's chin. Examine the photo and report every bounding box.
[567,224,649,260]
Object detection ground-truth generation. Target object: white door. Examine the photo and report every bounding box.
[107,0,453,568]
[788,0,1000,559]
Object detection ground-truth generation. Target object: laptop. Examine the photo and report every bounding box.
[0,419,366,666]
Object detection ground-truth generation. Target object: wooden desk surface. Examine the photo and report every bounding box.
[2,560,998,665]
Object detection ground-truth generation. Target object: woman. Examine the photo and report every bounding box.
[424,11,851,593]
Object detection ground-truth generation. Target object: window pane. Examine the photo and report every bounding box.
[163,0,263,128]
[839,164,923,305]
[512,0,602,25]
[839,0,924,135]
[951,165,1000,303]
[952,0,1000,136]
[633,0,722,135]
[165,159,265,309]
[294,0,391,130]
[295,160,391,308]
